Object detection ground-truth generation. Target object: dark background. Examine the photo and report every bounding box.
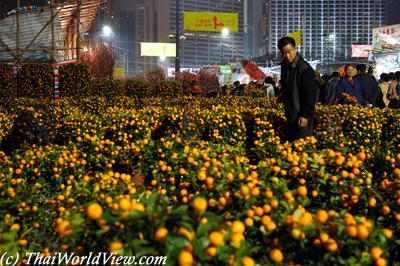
[2,0,400,25]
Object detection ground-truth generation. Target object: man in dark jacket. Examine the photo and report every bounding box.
[354,64,380,106]
[278,37,318,142]
[324,72,340,105]
[230,81,240,96]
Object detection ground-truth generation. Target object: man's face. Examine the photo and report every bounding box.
[280,44,297,63]
[346,66,354,77]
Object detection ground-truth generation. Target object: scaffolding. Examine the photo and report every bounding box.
[0,0,106,64]
[0,0,106,98]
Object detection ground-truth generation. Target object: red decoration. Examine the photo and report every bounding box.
[241,60,266,84]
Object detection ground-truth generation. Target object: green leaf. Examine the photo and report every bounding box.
[216,245,232,262]
[192,236,209,261]
[1,231,17,243]
[196,222,215,236]
[172,205,188,216]
[166,235,188,257]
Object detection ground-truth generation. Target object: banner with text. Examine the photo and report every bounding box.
[373,24,400,51]
[140,43,176,57]
[351,44,373,58]
[184,12,238,32]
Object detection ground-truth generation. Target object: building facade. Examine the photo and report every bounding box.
[263,0,386,64]
[94,0,246,73]
[169,0,245,68]
[244,0,264,59]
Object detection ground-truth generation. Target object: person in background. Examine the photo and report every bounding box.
[337,64,359,101]
[387,72,400,109]
[264,76,276,97]
[278,36,318,142]
[230,81,240,96]
[377,73,390,108]
[367,66,374,76]
[318,74,332,105]
[354,64,379,107]
[238,83,246,96]
[324,72,340,105]
[220,85,228,96]
[388,71,400,101]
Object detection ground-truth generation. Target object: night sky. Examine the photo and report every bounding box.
[1,0,400,27]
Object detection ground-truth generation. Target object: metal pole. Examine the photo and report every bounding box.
[51,0,56,100]
[76,0,81,60]
[125,52,127,78]
[51,0,55,61]
[220,34,223,65]
[175,0,180,74]
[16,0,20,97]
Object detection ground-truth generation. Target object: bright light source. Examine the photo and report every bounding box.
[222,28,230,37]
[102,25,112,37]
[83,47,88,52]
[160,55,166,62]
[180,35,187,40]
[329,33,336,40]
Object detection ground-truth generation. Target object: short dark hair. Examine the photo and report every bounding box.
[322,74,331,82]
[344,64,353,71]
[356,64,367,73]
[395,71,400,80]
[265,76,274,84]
[278,37,296,50]
[380,73,390,82]
[331,72,339,78]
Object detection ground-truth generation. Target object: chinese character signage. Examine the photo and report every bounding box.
[140,43,176,57]
[184,12,238,32]
[373,24,400,50]
[351,45,373,58]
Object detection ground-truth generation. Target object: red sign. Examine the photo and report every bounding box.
[351,45,373,58]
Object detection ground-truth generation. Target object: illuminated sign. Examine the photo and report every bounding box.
[184,12,238,32]
[140,43,176,57]
[351,44,373,58]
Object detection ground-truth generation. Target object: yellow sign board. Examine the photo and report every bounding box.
[184,12,238,32]
[140,43,176,57]
[113,68,125,78]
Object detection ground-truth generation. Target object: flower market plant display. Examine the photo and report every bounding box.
[0,96,399,266]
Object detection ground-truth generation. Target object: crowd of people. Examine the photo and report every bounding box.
[222,64,400,110]
[221,36,400,142]
[318,64,400,109]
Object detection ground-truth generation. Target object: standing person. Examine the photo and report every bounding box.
[278,36,318,142]
[318,74,331,105]
[325,72,340,105]
[230,81,240,96]
[238,83,246,96]
[378,73,390,108]
[354,64,380,106]
[264,76,276,97]
[337,64,359,101]
[388,72,400,101]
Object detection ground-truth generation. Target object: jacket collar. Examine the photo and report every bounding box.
[281,53,301,68]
